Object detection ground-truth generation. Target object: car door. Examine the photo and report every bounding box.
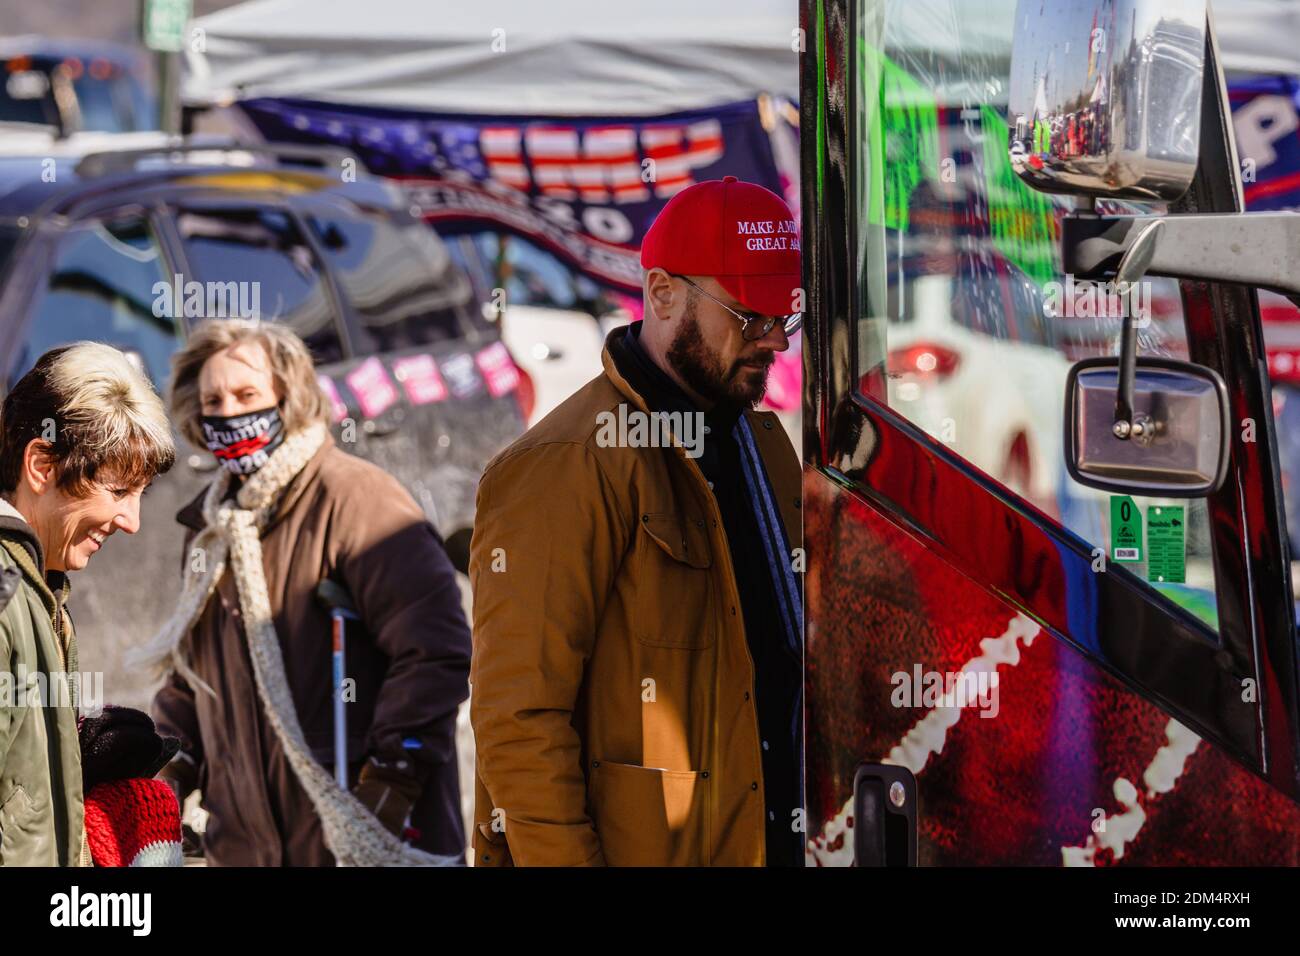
[801,0,1300,865]
[165,194,526,558]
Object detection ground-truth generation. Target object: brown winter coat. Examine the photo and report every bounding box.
[469,333,802,866]
[152,439,471,866]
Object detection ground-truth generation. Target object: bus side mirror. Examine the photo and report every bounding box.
[1065,358,1230,497]
[1007,0,1207,203]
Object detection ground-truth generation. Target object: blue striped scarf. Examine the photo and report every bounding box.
[733,415,805,806]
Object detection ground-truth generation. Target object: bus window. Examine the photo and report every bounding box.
[854,0,1221,631]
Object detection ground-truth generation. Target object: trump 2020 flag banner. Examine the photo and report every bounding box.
[1231,75,1300,212]
[238,97,785,293]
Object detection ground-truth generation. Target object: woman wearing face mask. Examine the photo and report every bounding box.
[0,343,176,866]
[131,320,471,866]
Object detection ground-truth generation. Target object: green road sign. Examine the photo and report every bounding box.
[144,0,192,53]
[1147,506,1186,583]
[1110,495,1142,563]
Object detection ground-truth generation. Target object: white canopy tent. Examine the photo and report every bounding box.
[181,0,1300,120]
[1213,0,1300,76]
[183,0,800,115]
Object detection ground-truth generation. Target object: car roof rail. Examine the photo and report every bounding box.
[73,137,363,180]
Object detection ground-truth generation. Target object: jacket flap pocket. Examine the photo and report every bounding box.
[0,784,34,821]
[641,513,711,569]
[589,760,710,866]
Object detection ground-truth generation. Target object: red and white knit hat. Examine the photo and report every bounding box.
[84,778,183,867]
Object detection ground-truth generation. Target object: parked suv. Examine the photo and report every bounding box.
[0,139,528,707]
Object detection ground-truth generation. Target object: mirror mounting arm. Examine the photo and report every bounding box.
[1114,312,1139,439]
[1062,211,1300,297]
[1096,219,1164,441]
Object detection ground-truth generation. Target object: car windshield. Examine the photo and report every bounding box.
[0,55,154,133]
[0,61,60,128]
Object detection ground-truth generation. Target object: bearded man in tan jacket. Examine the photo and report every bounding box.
[470,177,805,866]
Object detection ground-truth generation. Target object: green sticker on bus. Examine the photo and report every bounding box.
[1110,495,1142,562]
[1147,506,1186,583]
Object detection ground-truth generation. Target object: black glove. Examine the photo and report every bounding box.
[157,757,205,857]
[352,754,425,839]
[77,705,180,792]
[157,753,199,812]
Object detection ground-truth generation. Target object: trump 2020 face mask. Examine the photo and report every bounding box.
[201,407,286,476]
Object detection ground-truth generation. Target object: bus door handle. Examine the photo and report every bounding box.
[852,763,918,867]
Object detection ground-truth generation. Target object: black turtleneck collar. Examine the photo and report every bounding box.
[611,322,744,435]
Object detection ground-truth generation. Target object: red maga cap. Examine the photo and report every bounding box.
[640,176,801,318]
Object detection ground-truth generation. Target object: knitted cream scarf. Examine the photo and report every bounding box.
[129,423,456,866]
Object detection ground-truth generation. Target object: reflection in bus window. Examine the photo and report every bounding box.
[854,0,1220,631]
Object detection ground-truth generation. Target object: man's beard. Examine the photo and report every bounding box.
[667,297,772,408]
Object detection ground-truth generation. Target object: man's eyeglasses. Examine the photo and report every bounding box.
[668,274,803,341]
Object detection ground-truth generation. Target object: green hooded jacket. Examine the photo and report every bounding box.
[0,497,85,866]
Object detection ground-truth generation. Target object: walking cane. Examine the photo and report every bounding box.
[315,579,359,789]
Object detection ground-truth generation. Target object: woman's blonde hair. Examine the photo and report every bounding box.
[169,320,330,449]
[0,342,176,497]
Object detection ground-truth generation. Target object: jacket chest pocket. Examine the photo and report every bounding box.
[633,512,716,650]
